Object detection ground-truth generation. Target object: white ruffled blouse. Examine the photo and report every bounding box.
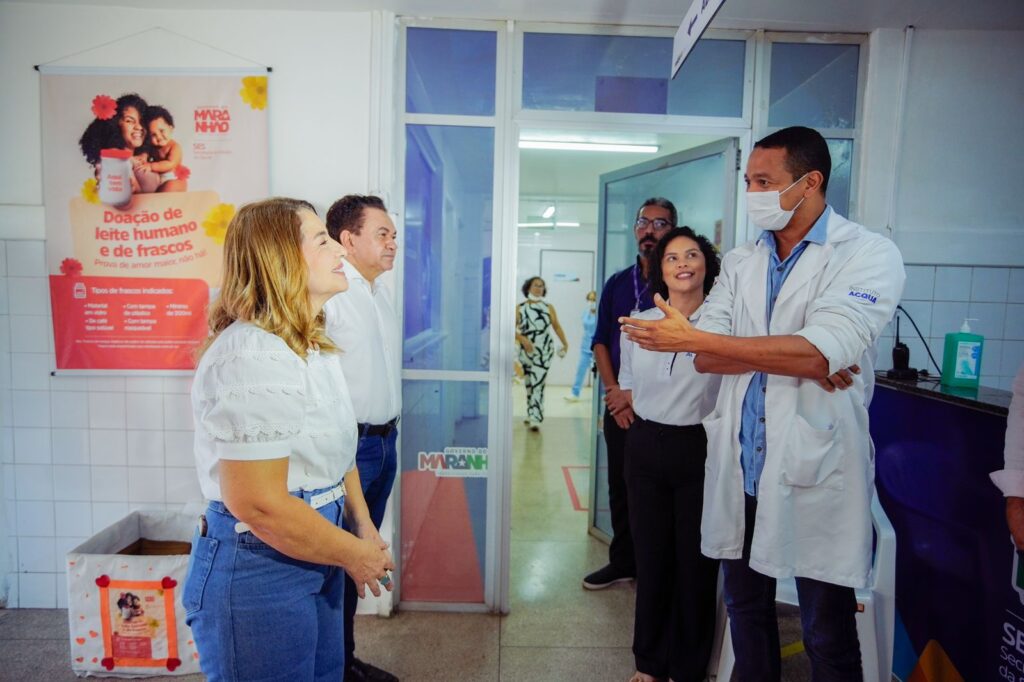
[190,321,358,501]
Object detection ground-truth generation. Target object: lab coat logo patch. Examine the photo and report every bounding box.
[847,287,879,304]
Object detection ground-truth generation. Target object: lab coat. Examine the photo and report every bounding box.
[697,210,905,588]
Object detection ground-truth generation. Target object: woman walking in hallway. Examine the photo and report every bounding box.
[516,276,568,431]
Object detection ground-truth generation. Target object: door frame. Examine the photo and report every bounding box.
[393,17,759,615]
[588,137,741,542]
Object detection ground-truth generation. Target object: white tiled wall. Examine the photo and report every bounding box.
[0,239,203,608]
[877,264,1024,390]
[0,239,1020,608]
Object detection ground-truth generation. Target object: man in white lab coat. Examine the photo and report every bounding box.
[621,126,905,681]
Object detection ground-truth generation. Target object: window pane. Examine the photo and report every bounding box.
[669,39,746,117]
[403,125,494,371]
[523,33,744,117]
[825,138,853,216]
[400,380,488,603]
[406,28,496,116]
[769,42,859,129]
[603,150,728,280]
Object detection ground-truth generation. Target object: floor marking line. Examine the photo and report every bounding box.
[780,641,805,658]
[561,465,586,512]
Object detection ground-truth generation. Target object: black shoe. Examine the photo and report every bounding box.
[346,657,399,682]
[582,563,634,590]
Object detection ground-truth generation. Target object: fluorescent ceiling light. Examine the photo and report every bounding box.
[518,221,581,228]
[541,205,556,219]
[556,222,580,227]
[519,140,659,153]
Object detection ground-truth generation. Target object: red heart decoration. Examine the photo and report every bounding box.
[193,652,200,660]
[75,637,85,645]
[161,577,177,589]
[91,658,98,664]
[166,658,181,671]
[95,575,110,587]
[101,657,114,670]
[75,657,84,663]
[89,630,98,638]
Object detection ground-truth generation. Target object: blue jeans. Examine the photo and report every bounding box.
[722,494,862,682]
[343,427,398,662]
[571,348,594,397]
[183,488,347,682]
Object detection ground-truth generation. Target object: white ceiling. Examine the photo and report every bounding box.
[9,0,1024,31]
[518,132,721,201]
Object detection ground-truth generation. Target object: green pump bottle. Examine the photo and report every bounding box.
[941,317,984,389]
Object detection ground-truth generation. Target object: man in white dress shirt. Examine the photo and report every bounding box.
[324,195,401,682]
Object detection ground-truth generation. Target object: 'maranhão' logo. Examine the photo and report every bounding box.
[194,107,230,133]
[418,447,488,478]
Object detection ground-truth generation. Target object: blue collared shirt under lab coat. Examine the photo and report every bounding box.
[739,206,832,496]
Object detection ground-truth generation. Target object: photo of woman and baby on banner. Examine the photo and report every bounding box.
[40,72,269,370]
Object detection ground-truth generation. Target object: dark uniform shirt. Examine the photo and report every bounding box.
[591,257,655,379]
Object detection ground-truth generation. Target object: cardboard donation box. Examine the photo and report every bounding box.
[66,511,199,677]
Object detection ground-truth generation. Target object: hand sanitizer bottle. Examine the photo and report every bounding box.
[941,317,984,389]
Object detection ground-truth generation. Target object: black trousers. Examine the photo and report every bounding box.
[625,417,719,682]
[604,409,635,574]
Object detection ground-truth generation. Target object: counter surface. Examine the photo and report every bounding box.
[874,373,1010,416]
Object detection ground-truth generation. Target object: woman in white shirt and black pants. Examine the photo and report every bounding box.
[619,227,722,682]
[185,198,394,682]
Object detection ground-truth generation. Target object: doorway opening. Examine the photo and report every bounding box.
[506,128,739,635]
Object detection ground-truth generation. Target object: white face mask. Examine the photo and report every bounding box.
[528,293,543,301]
[745,174,808,231]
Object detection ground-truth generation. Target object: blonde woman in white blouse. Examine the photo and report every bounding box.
[619,227,722,682]
[184,197,394,682]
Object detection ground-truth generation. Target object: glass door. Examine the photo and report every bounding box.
[396,23,508,610]
[589,138,739,540]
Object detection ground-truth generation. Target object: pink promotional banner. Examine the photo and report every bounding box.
[40,72,269,370]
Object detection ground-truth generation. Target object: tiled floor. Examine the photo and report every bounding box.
[0,383,811,681]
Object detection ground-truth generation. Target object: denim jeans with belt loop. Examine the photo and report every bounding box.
[183,484,347,682]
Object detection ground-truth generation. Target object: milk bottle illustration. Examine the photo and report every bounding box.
[98,148,134,208]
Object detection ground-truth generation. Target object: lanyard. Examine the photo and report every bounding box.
[631,264,647,311]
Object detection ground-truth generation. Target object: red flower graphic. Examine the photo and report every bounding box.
[175,165,191,181]
[60,258,83,276]
[91,95,116,120]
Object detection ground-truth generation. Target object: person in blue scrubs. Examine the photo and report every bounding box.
[565,290,598,401]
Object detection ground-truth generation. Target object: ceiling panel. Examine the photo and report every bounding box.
[13,0,1024,31]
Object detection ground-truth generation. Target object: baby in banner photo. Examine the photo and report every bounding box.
[140,105,188,193]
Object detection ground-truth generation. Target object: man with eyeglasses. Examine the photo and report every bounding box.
[583,197,676,590]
